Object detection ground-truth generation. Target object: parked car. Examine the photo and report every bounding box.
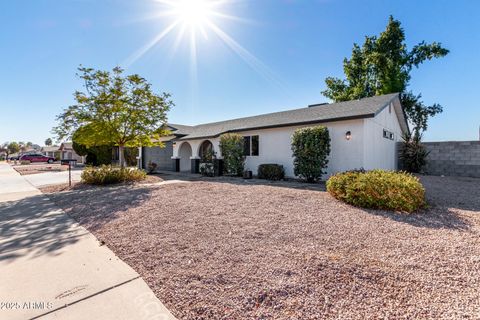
[19,154,55,163]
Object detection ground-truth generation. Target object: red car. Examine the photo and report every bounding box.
[20,154,55,163]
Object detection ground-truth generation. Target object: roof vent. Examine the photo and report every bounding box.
[308,103,329,108]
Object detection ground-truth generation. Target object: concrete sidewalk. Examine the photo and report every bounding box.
[0,163,175,320]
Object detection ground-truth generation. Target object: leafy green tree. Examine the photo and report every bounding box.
[322,16,449,135]
[44,138,53,146]
[4,142,20,159]
[291,126,331,183]
[219,133,245,176]
[0,143,7,160]
[53,66,173,167]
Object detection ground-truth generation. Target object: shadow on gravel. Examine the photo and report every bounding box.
[47,185,155,232]
[155,172,327,192]
[0,194,84,263]
[362,206,472,230]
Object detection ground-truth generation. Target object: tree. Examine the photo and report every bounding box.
[53,66,174,167]
[291,126,331,183]
[219,133,245,176]
[45,138,53,146]
[3,142,20,159]
[18,141,33,152]
[0,143,7,160]
[322,16,449,136]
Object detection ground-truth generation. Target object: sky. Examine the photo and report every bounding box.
[0,0,479,145]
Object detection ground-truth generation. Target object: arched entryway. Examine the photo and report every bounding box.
[198,140,214,161]
[178,142,192,172]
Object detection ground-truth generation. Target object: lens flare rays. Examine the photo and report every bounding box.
[123,0,286,98]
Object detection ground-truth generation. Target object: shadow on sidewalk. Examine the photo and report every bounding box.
[0,195,84,263]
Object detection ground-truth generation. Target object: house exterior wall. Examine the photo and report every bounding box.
[60,149,84,163]
[363,102,403,171]
[171,106,404,178]
[173,119,366,178]
[237,120,365,177]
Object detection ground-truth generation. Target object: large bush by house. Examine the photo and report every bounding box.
[291,126,331,183]
[73,137,112,166]
[399,133,429,173]
[219,133,245,176]
[326,169,426,213]
[81,165,146,185]
[257,164,285,181]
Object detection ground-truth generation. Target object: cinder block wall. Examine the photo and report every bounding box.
[398,141,480,178]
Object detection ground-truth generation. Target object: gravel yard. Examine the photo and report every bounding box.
[46,175,480,319]
[12,163,67,175]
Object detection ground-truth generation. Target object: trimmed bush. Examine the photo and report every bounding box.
[291,126,331,183]
[219,133,245,176]
[81,165,146,185]
[326,169,426,213]
[257,164,285,181]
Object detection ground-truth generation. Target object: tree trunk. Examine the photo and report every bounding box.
[119,145,125,168]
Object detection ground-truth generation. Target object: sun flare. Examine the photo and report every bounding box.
[172,0,214,27]
[123,0,285,98]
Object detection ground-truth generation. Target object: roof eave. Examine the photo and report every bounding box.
[176,113,375,140]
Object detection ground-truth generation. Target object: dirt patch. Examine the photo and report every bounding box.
[47,175,480,319]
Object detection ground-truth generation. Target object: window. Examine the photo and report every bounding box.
[243,136,251,156]
[383,129,394,140]
[243,135,260,156]
[251,135,259,156]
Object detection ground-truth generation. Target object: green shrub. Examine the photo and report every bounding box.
[291,126,331,183]
[257,164,285,180]
[81,165,146,185]
[400,133,429,173]
[219,133,245,176]
[326,169,426,213]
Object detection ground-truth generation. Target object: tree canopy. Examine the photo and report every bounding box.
[53,66,174,167]
[1,142,20,158]
[44,138,53,146]
[322,16,449,135]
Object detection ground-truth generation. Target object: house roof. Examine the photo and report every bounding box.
[41,146,60,152]
[170,93,407,140]
[59,142,73,150]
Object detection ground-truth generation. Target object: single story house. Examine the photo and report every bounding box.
[141,93,408,178]
[41,146,60,159]
[59,142,85,164]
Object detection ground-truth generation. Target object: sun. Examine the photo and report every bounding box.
[123,0,284,96]
[172,0,214,28]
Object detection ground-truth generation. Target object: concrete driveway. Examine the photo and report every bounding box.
[23,170,83,187]
[0,163,175,320]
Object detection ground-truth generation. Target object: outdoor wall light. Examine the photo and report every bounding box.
[345,131,352,140]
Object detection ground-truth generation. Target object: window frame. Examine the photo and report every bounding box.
[251,135,259,156]
[383,129,394,141]
[243,136,251,156]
